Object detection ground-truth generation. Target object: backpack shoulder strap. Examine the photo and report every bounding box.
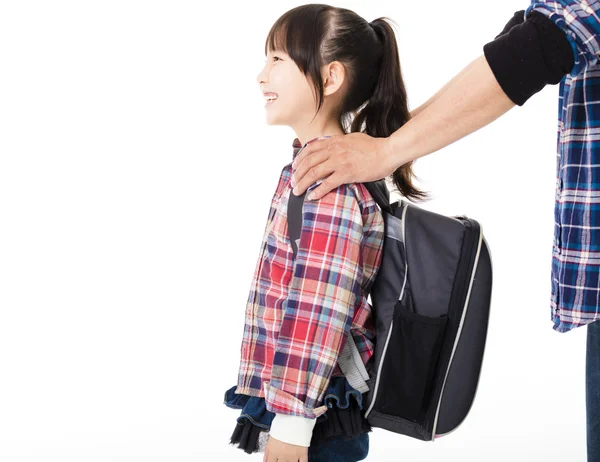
[287,179,392,257]
[287,189,305,259]
[363,180,393,215]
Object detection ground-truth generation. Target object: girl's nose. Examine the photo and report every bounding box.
[256,71,265,85]
[256,63,269,85]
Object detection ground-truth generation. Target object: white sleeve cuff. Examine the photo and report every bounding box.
[269,413,317,447]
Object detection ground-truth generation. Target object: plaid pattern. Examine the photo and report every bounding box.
[233,137,384,418]
[527,1,600,332]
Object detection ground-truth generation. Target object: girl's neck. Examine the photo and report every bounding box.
[294,120,345,146]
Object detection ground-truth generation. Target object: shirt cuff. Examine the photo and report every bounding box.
[269,413,317,447]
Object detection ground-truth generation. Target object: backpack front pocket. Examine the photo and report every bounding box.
[377,290,448,424]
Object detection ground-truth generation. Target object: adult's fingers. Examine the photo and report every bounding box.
[291,140,333,195]
[302,171,347,201]
[292,157,337,198]
[292,137,331,171]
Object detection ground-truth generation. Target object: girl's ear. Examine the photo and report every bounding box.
[323,61,345,96]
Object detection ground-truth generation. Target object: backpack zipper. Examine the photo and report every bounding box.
[430,219,483,440]
[433,235,492,440]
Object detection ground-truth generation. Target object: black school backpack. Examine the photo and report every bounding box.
[287,179,493,442]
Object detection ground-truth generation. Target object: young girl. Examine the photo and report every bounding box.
[224,4,426,461]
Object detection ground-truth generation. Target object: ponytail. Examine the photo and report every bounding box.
[350,18,427,202]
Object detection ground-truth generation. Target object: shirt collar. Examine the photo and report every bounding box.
[292,136,332,162]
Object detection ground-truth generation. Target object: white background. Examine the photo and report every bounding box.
[0,1,588,461]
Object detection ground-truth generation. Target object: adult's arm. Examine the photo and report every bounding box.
[410,10,527,119]
[291,54,513,200]
[409,58,482,119]
[291,8,576,201]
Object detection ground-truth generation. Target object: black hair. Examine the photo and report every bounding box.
[265,4,427,201]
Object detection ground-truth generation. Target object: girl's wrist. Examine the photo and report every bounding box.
[269,413,316,447]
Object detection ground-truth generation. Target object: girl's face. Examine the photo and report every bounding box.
[256,50,318,127]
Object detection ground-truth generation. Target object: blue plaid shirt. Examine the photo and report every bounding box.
[526,1,600,332]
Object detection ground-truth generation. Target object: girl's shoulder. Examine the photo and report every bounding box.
[305,181,381,215]
[348,182,383,216]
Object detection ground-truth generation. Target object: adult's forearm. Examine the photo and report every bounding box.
[389,55,515,166]
[409,58,481,118]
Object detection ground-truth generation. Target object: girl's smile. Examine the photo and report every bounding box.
[263,91,279,107]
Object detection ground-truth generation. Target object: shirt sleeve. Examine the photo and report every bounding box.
[527,0,600,76]
[483,9,574,105]
[264,181,365,446]
[494,9,526,39]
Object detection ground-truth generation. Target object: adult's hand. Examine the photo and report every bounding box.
[291,132,398,201]
[292,54,515,202]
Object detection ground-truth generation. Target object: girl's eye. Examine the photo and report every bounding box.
[263,55,282,64]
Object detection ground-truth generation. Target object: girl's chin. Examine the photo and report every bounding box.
[265,119,283,126]
[265,113,284,125]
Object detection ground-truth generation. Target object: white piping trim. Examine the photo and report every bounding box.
[433,235,492,440]
[365,203,408,418]
[431,226,483,441]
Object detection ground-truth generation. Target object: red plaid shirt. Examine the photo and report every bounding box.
[233,137,384,420]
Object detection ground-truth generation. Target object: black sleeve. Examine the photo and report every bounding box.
[483,10,575,106]
[495,10,526,39]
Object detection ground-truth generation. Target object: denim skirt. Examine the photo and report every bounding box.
[223,375,371,457]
